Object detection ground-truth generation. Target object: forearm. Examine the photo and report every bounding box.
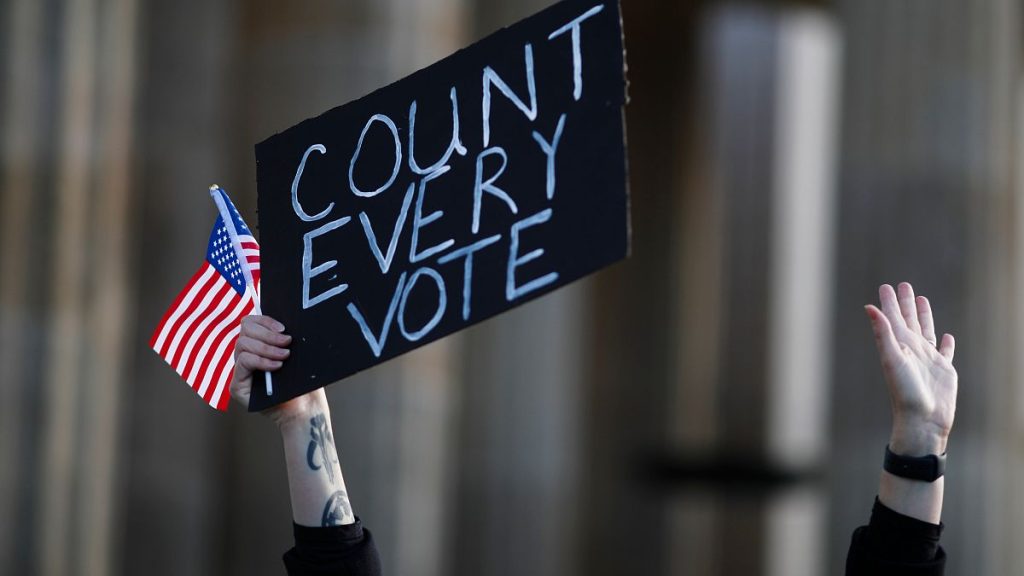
[878,425,947,524]
[278,400,355,527]
[846,428,947,574]
[878,473,942,525]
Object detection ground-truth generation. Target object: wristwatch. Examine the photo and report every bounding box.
[883,444,946,482]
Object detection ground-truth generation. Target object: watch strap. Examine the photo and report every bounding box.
[884,444,946,482]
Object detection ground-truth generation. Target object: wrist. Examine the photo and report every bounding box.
[275,412,311,436]
[271,395,330,434]
[890,420,948,456]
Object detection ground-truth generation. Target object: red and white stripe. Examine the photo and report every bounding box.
[149,262,259,411]
[239,234,260,285]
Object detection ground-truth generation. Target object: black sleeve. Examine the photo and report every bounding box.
[845,498,945,576]
[283,518,383,576]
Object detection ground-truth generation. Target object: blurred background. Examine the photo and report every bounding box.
[1,0,1022,575]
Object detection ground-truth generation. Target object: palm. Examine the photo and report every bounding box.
[866,283,957,450]
[886,332,957,432]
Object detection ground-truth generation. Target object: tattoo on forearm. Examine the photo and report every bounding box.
[322,490,353,527]
[306,413,339,483]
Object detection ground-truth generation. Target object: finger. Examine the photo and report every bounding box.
[878,284,907,331]
[235,350,284,373]
[865,304,903,368]
[939,333,955,361]
[232,341,252,378]
[916,296,937,346]
[236,335,291,361]
[241,319,292,347]
[244,315,286,334]
[897,282,921,335]
[229,374,252,407]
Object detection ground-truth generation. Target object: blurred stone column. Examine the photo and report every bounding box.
[0,1,47,573]
[658,5,839,576]
[579,1,699,575]
[123,1,238,575]
[829,1,1021,575]
[451,289,586,576]
[0,0,139,575]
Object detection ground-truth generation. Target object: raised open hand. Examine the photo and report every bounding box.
[231,315,326,428]
[864,283,957,457]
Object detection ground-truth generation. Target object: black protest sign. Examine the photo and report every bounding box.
[251,0,629,410]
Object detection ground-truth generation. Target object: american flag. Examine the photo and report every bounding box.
[149,189,260,410]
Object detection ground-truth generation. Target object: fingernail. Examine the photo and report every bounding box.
[272,360,283,368]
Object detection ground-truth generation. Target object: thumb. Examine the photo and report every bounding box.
[229,368,252,409]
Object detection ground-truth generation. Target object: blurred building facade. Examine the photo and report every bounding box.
[1,1,1023,575]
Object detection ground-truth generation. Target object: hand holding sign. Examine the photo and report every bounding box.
[252,0,629,410]
[230,316,308,425]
